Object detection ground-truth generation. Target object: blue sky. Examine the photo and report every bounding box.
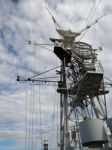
[0,0,112,150]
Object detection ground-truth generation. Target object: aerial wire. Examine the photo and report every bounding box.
[24,22,32,150]
[30,42,36,150]
[28,85,33,150]
[80,0,97,29]
[80,0,97,32]
[79,0,104,41]
[29,65,60,79]
[104,76,112,84]
[87,0,103,23]
[34,76,59,80]
[31,85,35,150]
[46,7,63,30]
[78,29,89,41]
[79,13,105,41]
[38,85,42,150]
[28,85,34,150]
[86,0,98,24]
[31,43,53,52]
[56,91,59,150]
[25,82,28,150]
[51,87,56,150]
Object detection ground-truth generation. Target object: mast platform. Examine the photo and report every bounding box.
[57,71,109,96]
[76,71,103,96]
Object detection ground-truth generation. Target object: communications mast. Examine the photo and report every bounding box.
[49,13,112,149]
[17,11,112,150]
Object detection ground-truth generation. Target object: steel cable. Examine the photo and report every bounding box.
[28,85,33,150]
[81,0,97,29]
[25,83,28,150]
[39,85,42,150]
[31,86,35,150]
[87,0,102,23]
[29,65,60,79]
[51,91,56,150]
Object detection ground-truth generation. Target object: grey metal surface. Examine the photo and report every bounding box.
[106,118,112,134]
[79,119,108,147]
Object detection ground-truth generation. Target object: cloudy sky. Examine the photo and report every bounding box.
[0,0,112,150]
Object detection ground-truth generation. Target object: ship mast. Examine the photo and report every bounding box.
[49,9,112,149]
[17,8,112,150]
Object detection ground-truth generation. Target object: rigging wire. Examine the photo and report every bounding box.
[87,0,103,23]
[28,85,33,150]
[78,13,105,41]
[86,0,98,24]
[79,0,104,41]
[25,83,28,150]
[78,29,89,41]
[31,85,35,150]
[30,43,36,150]
[33,44,53,52]
[51,87,56,150]
[56,92,59,150]
[29,41,54,46]
[33,76,59,80]
[81,0,97,29]
[29,65,60,79]
[104,76,112,84]
[27,85,35,150]
[39,85,43,150]
[29,41,53,52]
[25,21,36,150]
[46,7,63,30]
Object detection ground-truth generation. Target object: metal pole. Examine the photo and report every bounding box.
[62,57,69,150]
[60,63,64,150]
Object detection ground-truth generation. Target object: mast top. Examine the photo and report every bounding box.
[54,29,80,49]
